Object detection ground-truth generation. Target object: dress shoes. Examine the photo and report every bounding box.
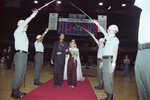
[94,84,104,90]
[53,84,57,87]
[18,90,26,96]
[58,85,61,87]
[11,89,21,99]
[100,93,113,100]
[34,79,43,86]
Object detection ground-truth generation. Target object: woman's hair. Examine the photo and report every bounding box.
[69,39,77,48]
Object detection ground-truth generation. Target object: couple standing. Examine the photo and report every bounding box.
[51,33,85,88]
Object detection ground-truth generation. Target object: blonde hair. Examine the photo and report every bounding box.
[69,40,78,48]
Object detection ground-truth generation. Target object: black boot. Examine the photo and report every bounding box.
[11,89,21,99]
[17,89,26,96]
[34,79,43,86]
[100,93,113,100]
[94,83,104,90]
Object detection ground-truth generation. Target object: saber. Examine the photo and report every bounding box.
[24,73,26,88]
[68,2,92,20]
[38,0,56,11]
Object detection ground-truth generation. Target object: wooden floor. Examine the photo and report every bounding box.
[0,64,139,100]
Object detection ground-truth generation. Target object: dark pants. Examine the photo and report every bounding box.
[135,49,150,100]
[6,58,12,69]
[53,62,64,86]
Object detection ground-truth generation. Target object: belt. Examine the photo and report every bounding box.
[36,52,43,53]
[138,43,150,50]
[16,50,28,54]
[98,58,102,60]
[103,56,113,59]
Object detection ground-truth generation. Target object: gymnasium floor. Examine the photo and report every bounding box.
[0,64,139,100]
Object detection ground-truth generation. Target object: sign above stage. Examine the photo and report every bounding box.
[57,18,98,36]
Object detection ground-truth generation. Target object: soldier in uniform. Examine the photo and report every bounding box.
[93,20,119,100]
[134,0,150,100]
[90,33,105,90]
[33,28,49,86]
[11,9,38,99]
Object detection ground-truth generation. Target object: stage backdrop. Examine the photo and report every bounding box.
[57,18,98,36]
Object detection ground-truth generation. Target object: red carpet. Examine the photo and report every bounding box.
[19,77,98,100]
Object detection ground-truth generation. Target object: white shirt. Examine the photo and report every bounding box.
[97,45,104,59]
[34,41,44,52]
[14,25,29,52]
[134,0,150,44]
[103,34,119,56]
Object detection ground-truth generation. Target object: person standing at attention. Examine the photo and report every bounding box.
[11,9,38,99]
[93,20,119,100]
[89,33,105,90]
[33,28,49,86]
[134,0,150,100]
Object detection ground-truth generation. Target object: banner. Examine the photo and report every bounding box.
[69,14,86,19]
[98,15,107,32]
[48,13,58,30]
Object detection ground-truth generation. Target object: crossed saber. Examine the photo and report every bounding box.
[24,1,116,99]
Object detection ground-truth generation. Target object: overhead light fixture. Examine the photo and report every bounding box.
[57,1,61,4]
[99,2,103,6]
[122,4,126,7]
[108,6,111,10]
[34,0,38,4]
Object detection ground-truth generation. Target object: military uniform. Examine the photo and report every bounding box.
[34,40,44,85]
[95,43,104,90]
[12,25,29,89]
[134,0,150,100]
[102,34,119,94]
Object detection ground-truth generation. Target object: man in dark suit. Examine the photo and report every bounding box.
[51,33,69,87]
[6,46,13,69]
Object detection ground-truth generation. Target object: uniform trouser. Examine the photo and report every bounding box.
[11,52,27,89]
[6,58,12,69]
[97,59,103,85]
[53,62,64,86]
[135,49,150,100]
[34,53,43,80]
[102,59,114,94]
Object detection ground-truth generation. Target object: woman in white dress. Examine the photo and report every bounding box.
[63,39,85,84]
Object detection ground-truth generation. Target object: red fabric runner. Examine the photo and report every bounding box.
[19,77,97,100]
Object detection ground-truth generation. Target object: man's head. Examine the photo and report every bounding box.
[59,33,65,41]
[17,20,28,32]
[99,38,105,46]
[36,35,43,42]
[107,25,118,35]
[8,46,11,49]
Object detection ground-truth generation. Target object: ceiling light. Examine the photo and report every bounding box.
[122,4,126,7]
[108,6,111,10]
[99,2,103,6]
[57,1,61,4]
[34,0,38,4]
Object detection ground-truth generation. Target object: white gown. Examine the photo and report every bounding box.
[63,48,85,81]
